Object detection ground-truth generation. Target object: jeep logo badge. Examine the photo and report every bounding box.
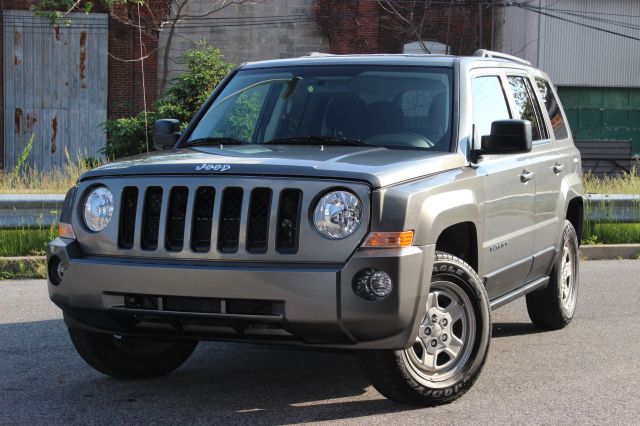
[195,163,231,172]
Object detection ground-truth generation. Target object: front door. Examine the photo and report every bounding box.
[470,72,536,300]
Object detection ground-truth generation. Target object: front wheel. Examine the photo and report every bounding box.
[68,328,198,379]
[358,252,491,406]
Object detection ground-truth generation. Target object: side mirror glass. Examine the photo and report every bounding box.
[153,119,181,150]
[480,119,532,156]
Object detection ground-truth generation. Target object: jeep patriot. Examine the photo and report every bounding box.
[48,50,584,405]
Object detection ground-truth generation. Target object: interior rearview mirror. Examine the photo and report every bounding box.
[153,119,181,151]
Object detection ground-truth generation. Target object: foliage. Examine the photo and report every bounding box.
[582,223,640,245]
[30,0,142,24]
[158,43,235,123]
[583,166,640,195]
[212,91,263,142]
[0,226,56,257]
[13,134,35,176]
[0,257,47,280]
[102,43,234,159]
[100,111,156,159]
[0,150,99,194]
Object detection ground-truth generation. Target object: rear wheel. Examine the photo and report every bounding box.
[526,220,579,329]
[358,252,491,406]
[68,328,198,379]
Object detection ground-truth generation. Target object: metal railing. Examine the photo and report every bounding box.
[0,194,65,229]
[0,193,638,229]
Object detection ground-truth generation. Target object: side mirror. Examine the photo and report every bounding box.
[153,119,181,150]
[472,120,532,161]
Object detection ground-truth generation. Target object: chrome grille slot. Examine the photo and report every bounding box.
[191,187,215,252]
[276,189,302,253]
[118,187,138,249]
[165,187,189,251]
[247,188,272,253]
[141,187,163,250]
[218,187,243,253]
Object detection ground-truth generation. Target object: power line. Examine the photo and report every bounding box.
[512,2,640,42]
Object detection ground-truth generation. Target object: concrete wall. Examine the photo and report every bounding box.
[157,0,329,91]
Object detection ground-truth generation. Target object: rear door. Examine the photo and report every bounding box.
[471,70,536,300]
[504,72,562,282]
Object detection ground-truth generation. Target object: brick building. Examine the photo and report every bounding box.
[316,0,495,56]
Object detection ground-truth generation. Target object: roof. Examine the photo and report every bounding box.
[240,53,537,71]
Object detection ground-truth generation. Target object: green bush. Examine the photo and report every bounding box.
[102,43,234,160]
[100,112,156,159]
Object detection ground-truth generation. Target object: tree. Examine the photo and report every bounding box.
[377,0,433,53]
[101,43,234,159]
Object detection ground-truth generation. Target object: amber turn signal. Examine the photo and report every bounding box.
[58,222,76,239]
[362,231,413,248]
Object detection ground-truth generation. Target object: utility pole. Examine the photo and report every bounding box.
[492,0,506,52]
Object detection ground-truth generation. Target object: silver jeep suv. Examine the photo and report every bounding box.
[48,50,583,406]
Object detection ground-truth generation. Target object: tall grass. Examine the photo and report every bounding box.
[0,224,57,257]
[583,166,640,194]
[0,137,99,194]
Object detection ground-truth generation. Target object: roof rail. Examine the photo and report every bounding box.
[473,49,532,66]
[303,52,335,57]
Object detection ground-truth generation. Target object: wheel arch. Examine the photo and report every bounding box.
[435,222,479,272]
[566,196,584,244]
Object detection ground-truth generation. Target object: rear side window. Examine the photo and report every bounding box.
[507,76,545,141]
[535,78,569,140]
[472,76,511,138]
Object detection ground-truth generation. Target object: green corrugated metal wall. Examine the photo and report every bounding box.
[558,87,640,155]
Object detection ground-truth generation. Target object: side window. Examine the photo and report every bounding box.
[535,78,569,140]
[507,76,545,141]
[472,76,511,138]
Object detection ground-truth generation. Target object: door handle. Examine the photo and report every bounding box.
[553,163,565,173]
[520,170,535,182]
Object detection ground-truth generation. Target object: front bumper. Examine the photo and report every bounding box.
[48,238,434,349]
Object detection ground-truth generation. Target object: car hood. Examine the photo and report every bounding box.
[80,145,466,188]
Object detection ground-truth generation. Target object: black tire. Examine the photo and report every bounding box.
[358,252,491,406]
[526,220,579,330]
[68,328,198,379]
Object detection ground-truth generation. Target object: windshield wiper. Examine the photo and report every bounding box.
[187,137,250,147]
[263,136,376,147]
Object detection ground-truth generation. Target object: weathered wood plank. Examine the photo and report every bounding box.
[3,10,108,170]
[3,17,16,169]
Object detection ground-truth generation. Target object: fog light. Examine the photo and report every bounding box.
[353,269,394,301]
[48,256,64,286]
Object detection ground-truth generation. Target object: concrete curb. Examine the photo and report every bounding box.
[581,244,640,260]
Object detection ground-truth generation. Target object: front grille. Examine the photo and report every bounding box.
[141,187,163,250]
[118,187,138,249]
[118,292,283,316]
[247,188,272,253]
[165,187,189,251]
[191,187,215,252]
[218,187,243,253]
[118,184,303,256]
[276,189,302,253]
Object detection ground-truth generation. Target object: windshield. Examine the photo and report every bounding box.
[186,65,453,151]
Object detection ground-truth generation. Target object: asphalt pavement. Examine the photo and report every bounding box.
[1,260,639,425]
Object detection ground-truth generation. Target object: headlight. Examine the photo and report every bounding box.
[313,190,362,239]
[83,186,114,232]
